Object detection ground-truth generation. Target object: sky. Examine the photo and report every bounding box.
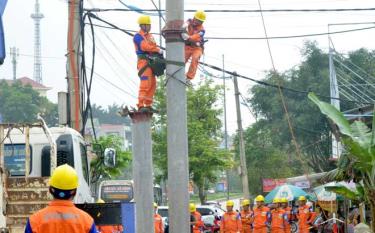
[1,0,375,133]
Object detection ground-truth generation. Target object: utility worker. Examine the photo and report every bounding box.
[297,196,312,233]
[96,199,123,233]
[270,198,288,233]
[25,164,97,233]
[133,15,161,112]
[182,10,206,86]
[280,198,292,233]
[220,200,242,233]
[190,203,204,233]
[154,203,164,233]
[252,195,271,233]
[240,199,253,233]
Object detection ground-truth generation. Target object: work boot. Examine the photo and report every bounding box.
[185,78,193,88]
[138,107,151,113]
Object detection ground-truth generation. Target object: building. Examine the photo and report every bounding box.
[1,77,51,97]
[99,123,132,151]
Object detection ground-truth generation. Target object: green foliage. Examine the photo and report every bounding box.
[0,81,58,126]
[152,78,233,203]
[325,185,362,201]
[91,103,131,125]
[90,135,131,183]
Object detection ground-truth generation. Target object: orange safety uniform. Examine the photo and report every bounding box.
[252,206,271,233]
[185,19,205,80]
[192,211,204,233]
[297,205,312,233]
[240,210,253,233]
[97,225,123,233]
[133,29,160,109]
[154,213,164,233]
[270,209,288,233]
[25,199,97,233]
[220,211,242,233]
[283,206,293,233]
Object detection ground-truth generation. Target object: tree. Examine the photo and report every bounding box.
[90,134,132,184]
[0,81,58,126]
[91,103,131,125]
[309,92,375,230]
[152,78,233,204]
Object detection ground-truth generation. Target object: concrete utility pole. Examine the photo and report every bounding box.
[163,0,189,232]
[67,0,82,132]
[9,47,19,80]
[222,55,230,200]
[233,74,250,199]
[130,112,154,233]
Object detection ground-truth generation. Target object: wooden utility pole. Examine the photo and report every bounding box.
[163,0,189,231]
[67,0,82,131]
[233,74,250,199]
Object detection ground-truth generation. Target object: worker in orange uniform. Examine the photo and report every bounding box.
[133,15,161,112]
[182,10,206,86]
[270,198,288,233]
[297,196,312,233]
[25,164,97,233]
[240,199,253,233]
[252,195,271,233]
[190,203,204,233]
[280,198,293,233]
[96,199,123,233]
[220,200,242,233]
[154,202,164,233]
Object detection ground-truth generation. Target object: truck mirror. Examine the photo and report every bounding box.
[104,148,116,167]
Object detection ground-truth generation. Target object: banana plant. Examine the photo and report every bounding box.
[308,93,375,230]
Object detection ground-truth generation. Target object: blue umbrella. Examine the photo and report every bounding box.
[265,184,308,203]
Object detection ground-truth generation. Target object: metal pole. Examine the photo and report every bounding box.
[233,74,250,199]
[0,125,5,227]
[222,55,230,200]
[163,0,189,231]
[67,0,82,131]
[131,113,154,233]
[158,0,162,48]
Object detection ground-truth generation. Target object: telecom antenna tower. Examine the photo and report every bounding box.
[31,0,44,84]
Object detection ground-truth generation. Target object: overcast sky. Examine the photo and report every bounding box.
[1,0,375,133]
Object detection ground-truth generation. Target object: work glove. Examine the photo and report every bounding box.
[181,32,189,41]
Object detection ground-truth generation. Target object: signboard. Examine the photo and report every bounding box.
[101,185,133,202]
[294,180,310,189]
[4,144,31,176]
[262,178,286,192]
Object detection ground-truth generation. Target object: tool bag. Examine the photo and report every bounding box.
[138,53,166,77]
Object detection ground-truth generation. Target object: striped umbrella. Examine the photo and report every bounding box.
[265,184,308,203]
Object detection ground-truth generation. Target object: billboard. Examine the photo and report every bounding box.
[262,178,286,192]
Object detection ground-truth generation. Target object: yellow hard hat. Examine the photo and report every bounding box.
[281,197,288,203]
[299,196,307,201]
[189,203,196,212]
[49,164,79,190]
[154,202,158,208]
[242,199,250,206]
[138,15,151,25]
[255,195,265,202]
[97,198,105,204]
[194,10,206,22]
[273,198,281,203]
[226,200,234,207]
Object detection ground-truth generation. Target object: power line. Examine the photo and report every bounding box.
[84,7,375,13]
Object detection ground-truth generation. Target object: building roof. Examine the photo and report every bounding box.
[2,77,51,90]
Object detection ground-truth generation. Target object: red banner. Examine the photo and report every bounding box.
[262,178,287,192]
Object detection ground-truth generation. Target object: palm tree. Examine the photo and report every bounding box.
[308,93,375,230]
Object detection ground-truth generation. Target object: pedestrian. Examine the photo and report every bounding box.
[280,198,293,233]
[252,195,271,233]
[270,198,287,233]
[181,10,206,86]
[190,203,204,233]
[154,203,164,233]
[25,164,97,233]
[240,199,253,233]
[296,196,313,233]
[133,15,162,112]
[220,200,242,233]
[96,199,123,233]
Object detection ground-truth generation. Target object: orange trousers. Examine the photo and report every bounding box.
[284,225,291,233]
[242,225,252,233]
[299,226,309,233]
[185,46,203,80]
[137,59,156,108]
[270,228,285,233]
[253,227,267,233]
